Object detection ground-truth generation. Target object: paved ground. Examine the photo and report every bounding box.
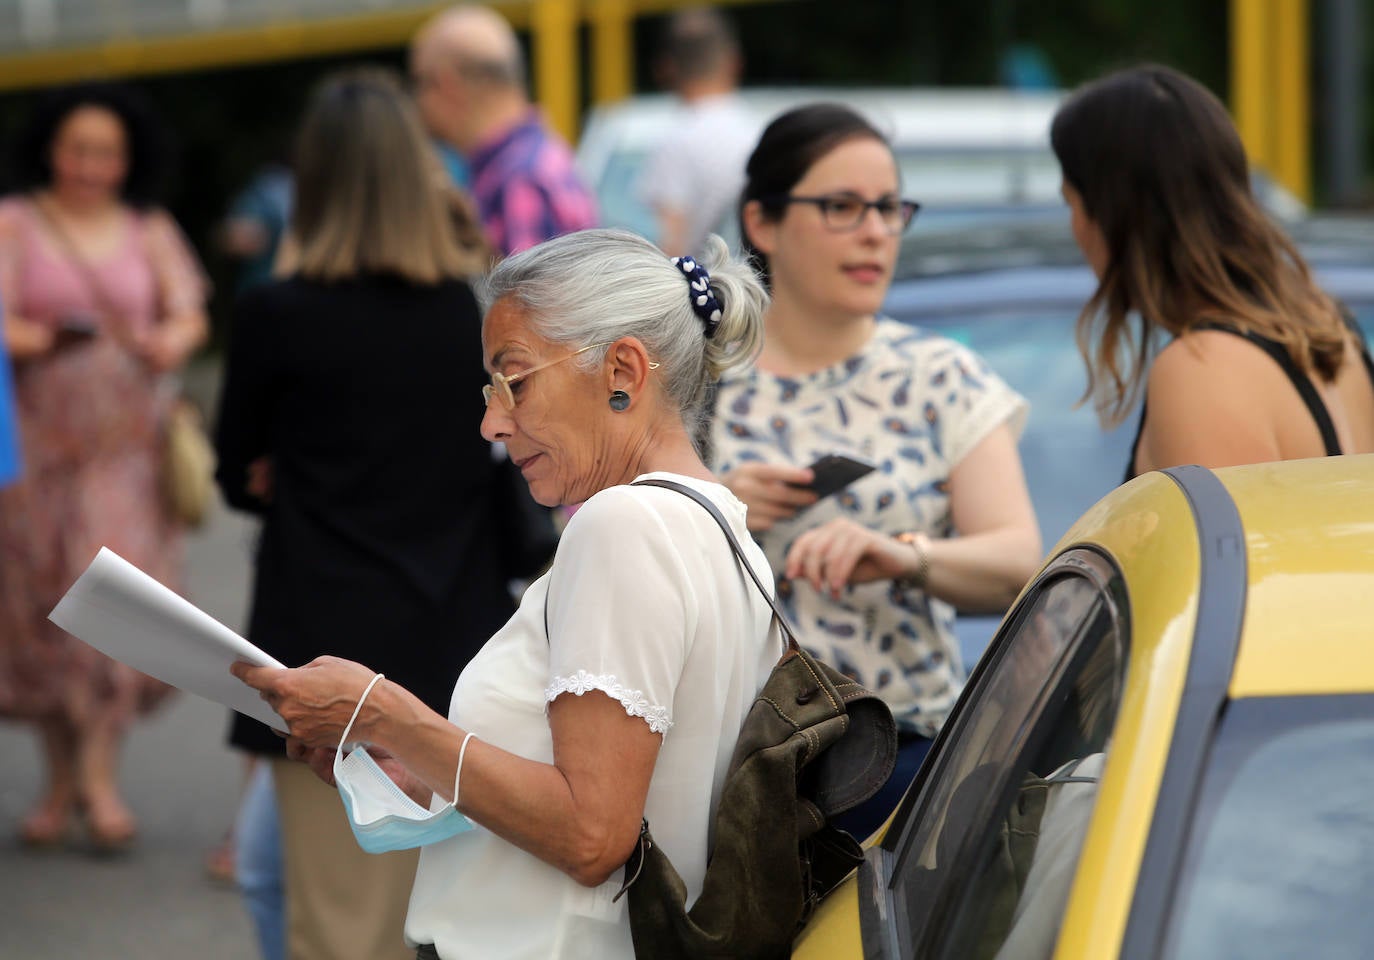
[0,362,264,958]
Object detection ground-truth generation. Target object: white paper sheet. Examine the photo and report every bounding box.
[49,547,288,732]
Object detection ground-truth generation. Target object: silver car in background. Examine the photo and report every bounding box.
[575,87,1068,242]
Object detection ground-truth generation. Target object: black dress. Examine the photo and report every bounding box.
[214,273,522,754]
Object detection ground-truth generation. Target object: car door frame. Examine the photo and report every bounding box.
[856,544,1131,959]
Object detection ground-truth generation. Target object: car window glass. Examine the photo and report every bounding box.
[896,149,1062,224]
[1163,696,1374,960]
[887,567,1126,960]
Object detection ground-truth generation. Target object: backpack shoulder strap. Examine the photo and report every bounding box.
[633,477,797,656]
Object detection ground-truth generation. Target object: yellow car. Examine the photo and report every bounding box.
[794,454,1374,960]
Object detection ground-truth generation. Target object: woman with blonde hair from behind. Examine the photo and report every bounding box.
[1051,64,1374,476]
[214,67,521,960]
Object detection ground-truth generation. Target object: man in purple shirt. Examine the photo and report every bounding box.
[411,5,597,257]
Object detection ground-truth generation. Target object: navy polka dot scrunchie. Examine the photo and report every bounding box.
[670,256,723,339]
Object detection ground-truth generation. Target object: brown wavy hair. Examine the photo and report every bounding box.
[1051,64,1346,426]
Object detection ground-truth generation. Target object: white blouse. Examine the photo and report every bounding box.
[404,472,779,959]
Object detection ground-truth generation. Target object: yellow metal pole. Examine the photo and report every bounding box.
[1272,0,1311,202]
[591,0,634,106]
[1230,0,1272,178]
[532,0,580,144]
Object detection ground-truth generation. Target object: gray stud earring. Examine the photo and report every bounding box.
[608,390,631,412]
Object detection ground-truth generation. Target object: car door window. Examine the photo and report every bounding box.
[1162,695,1374,960]
[885,555,1128,960]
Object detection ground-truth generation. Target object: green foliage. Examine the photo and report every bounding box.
[728,0,1226,93]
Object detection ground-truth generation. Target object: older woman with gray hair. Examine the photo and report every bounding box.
[233,229,777,960]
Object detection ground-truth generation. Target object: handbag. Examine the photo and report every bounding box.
[162,393,216,527]
[616,478,898,959]
[31,195,215,527]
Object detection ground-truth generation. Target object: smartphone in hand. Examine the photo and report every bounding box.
[57,313,100,337]
[795,453,878,500]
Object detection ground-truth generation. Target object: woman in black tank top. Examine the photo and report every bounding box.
[1049,64,1374,479]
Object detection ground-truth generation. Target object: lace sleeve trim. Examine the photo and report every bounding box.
[544,670,673,735]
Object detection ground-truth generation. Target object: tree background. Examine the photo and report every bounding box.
[0,0,1357,338]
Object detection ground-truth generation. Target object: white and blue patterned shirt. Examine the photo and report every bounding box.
[711,319,1028,737]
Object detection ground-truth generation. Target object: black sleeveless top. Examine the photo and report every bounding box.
[1124,321,1374,482]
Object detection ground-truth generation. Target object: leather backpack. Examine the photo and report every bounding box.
[616,478,898,959]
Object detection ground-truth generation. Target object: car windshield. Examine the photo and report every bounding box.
[1162,695,1374,959]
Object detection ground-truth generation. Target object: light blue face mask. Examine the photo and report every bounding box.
[332,673,475,855]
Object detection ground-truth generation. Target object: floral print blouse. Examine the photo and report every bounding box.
[710,319,1028,737]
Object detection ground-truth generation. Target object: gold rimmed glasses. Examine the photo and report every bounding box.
[482,342,614,410]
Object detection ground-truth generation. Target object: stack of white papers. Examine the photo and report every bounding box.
[49,547,287,732]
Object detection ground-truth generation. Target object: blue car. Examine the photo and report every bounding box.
[883,216,1374,664]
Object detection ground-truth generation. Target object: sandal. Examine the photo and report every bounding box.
[18,800,76,849]
[82,796,138,856]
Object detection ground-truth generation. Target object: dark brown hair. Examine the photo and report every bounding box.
[1051,64,1346,426]
[738,103,889,288]
[12,82,170,208]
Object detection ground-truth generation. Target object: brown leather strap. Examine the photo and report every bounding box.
[29,193,127,318]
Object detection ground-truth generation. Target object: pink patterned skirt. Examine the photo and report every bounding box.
[0,337,181,723]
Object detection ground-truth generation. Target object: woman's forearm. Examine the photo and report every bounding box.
[921,524,1042,613]
[160,309,209,366]
[367,680,646,888]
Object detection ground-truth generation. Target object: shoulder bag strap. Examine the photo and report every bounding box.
[30,194,123,318]
[632,477,797,656]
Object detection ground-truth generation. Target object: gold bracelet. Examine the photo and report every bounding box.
[894,531,931,589]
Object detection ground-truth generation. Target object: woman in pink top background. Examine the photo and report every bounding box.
[0,83,208,852]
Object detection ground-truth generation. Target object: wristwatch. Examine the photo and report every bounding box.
[894,531,931,589]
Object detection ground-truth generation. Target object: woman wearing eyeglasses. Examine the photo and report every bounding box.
[713,103,1043,838]
[231,227,781,960]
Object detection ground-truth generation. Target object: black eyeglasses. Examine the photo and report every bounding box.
[769,193,920,234]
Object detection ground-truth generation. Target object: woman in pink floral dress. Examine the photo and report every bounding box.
[0,84,207,851]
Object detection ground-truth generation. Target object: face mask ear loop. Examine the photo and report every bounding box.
[338,672,386,755]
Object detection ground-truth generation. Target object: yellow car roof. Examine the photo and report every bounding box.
[1055,453,1374,960]
[1216,454,1374,697]
[793,455,1374,960]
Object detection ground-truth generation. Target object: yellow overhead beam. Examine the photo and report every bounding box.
[0,0,782,141]
[1230,0,1311,203]
[0,3,536,93]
